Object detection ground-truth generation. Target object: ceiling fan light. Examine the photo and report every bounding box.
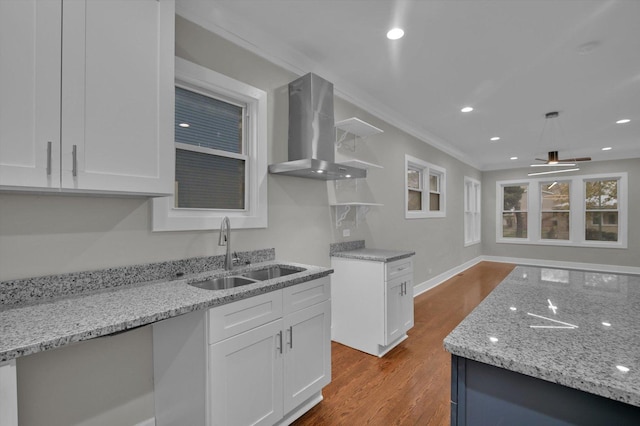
[528,168,580,177]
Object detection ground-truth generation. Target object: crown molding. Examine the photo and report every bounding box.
[176,1,480,170]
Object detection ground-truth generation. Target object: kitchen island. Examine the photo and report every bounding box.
[444,266,640,425]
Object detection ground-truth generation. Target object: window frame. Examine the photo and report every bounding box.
[405,155,446,219]
[496,172,627,248]
[153,58,268,231]
[464,176,481,246]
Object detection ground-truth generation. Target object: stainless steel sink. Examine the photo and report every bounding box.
[241,265,305,281]
[189,276,257,290]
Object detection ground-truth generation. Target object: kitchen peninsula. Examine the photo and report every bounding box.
[444,266,640,425]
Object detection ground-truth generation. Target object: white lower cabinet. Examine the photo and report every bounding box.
[153,277,331,426]
[0,361,18,426]
[209,319,285,426]
[331,256,414,357]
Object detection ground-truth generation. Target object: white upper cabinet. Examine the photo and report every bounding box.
[0,0,174,196]
[0,0,62,189]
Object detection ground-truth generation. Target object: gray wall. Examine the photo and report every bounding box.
[482,158,640,267]
[3,16,481,425]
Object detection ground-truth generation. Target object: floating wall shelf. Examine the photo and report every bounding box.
[335,118,383,138]
[335,117,383,150]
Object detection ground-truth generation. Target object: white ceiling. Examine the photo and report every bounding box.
[177,0,640,170]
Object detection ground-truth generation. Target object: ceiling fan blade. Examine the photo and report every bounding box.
[535,158,547,162]
[559,157,591,162]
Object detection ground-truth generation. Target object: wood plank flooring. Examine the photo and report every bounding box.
[294,261,516,426]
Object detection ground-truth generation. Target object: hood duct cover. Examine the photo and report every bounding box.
[268,73,366,180]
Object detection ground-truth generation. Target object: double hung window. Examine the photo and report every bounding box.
[464,177,481,246]
[153,58,267,231]
[501,184,528,239]
[540,181,570,240]
[405,155,446,218]
[585,179,619,242]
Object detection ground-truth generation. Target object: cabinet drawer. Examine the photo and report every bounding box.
[208,290,283,344]
[283,276,330,315]
[386,258,413,281]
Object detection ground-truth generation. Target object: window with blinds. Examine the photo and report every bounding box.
[174,86,247,210]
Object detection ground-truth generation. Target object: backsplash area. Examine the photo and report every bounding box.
[0,249,275,306]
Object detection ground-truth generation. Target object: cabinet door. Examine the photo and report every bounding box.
[385,276,405,345]
[0,0,61,190]
[283,300,331,413]
[401,276,414,334]
[61,0,173,195]
[209,319,284,426]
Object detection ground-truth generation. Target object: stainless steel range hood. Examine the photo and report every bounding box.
[268,73,366,180]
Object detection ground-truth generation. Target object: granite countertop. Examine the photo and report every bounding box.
[331,248,415,263]
[329,241,414,263]
[444,265,640,407]
[0,260,332,362]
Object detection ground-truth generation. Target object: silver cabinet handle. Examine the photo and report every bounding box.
[46,141,52,176]
[277,330,283,354]
[72,145,77,177]
[289,326,293,349]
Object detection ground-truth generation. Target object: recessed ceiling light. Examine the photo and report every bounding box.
[490,136,500,141]
[179,123,190,128]
[616,119,630,124]
[602,147,612,151]
[461,106,474,113]
[510,156,518,160]
[386,28,404,40]
[489,337,499,343]
[616,365,630,373]
[602,322,612,327]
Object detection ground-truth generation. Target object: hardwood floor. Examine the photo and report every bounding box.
[294,261,516,426]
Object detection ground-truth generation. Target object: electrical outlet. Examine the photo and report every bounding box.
[343,229,351,237]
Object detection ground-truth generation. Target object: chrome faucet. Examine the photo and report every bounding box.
[218,216,233,270]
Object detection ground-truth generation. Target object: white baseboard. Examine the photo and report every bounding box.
[413,256,483,297]
[480,255,640,275]
[135,418,155,426]
[412,255,640,299]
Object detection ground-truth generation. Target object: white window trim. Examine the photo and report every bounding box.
[464,176,481,247]
[405,154,446,219]
[496,172,627,248]
[152,58,268,231]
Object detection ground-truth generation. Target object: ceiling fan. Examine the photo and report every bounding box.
[527,111,591,176]
[531,111,591,166]
[534,150,591,166]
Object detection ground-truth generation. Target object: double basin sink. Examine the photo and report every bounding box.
[188,265,305,291]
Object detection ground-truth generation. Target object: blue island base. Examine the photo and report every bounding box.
[451,355,640,426]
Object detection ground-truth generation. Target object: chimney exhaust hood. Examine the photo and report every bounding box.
[268,73,367,180]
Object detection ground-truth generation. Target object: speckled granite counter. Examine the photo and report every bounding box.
[444,265,640,408]
[0,254,332,362]
[330,240,415,263]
